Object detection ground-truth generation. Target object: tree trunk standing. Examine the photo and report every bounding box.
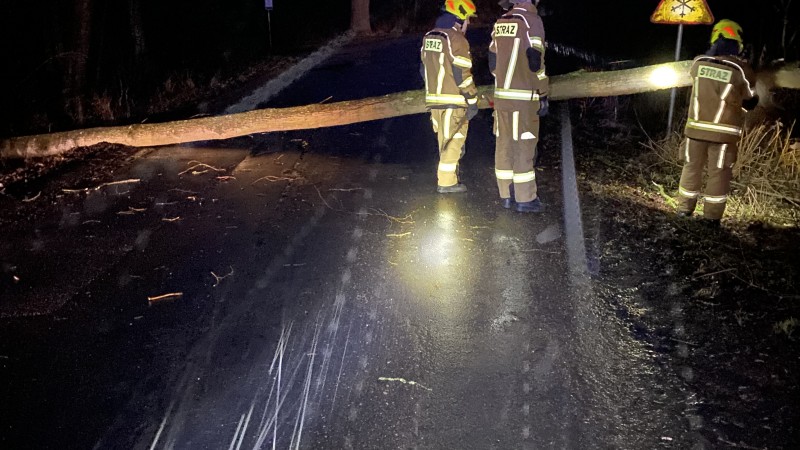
[129,0,146,64]
[351,0,372,34]
[69,0,93,124]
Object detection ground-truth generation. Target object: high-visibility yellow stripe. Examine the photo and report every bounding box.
[444,108,453,139]
[438,162,458,172]
[679,186,699,198]
[513,171,536,183]
[436,53,446,95]
[687,119,742,136]
[495,169,514,180]
[512,111,519,141]
[453,56,472,69]
[494,89,539,101]
[717,144,728,169]
[459,77,474,89]
[426,94,467,105]
[503,38,520,90]
[704,194,728,203]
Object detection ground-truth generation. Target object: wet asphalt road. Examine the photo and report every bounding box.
[2,34,699,449]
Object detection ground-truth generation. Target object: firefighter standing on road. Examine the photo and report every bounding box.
[677,19,758,225]
[489,0,549,212]
[421,0,479,194]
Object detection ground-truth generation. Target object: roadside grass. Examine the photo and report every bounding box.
[642,119,800,227]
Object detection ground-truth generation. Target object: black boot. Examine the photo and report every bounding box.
[437,183,467,194]
[515,198,544,213]
[500,198,513,209]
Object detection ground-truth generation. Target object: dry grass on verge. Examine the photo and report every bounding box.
[643,120,800,226]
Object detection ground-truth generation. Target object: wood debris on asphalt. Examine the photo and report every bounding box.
[147,292,183,304]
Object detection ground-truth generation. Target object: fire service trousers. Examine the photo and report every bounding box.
[677,138,738,220]
[430,107,469,187]
[493,108,539,203]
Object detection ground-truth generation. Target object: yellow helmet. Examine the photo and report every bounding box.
[711,19,744,51]
[445,0,477,20]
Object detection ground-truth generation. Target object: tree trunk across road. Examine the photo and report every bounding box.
[2,62,799,159]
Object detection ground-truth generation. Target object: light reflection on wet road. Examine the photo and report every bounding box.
[0,34,697,449]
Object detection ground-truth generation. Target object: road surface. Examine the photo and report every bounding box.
[1,34,698,449]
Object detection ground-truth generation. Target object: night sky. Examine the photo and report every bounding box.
[0,0,793,136]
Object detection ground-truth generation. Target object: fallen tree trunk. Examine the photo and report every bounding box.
[2,61,799,159]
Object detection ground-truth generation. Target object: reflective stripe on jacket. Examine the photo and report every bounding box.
[421,27,478,109]
[684,55,756,144]
[489,5,548,111]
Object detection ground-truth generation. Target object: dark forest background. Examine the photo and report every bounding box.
[0,0,796,138]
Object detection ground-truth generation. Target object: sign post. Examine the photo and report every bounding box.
[650,0,714,136]
[265,0,274,50]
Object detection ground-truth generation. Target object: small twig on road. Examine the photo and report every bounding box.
[367,208,415,225]
[147,292,183,304]
[96,179,141,190]
[251,175,296,184]
[162,217,182,223]
[22,192,41,202]
[216,176,237,182]
[378,377,432,391]
[178,161,226,176]
[328,188,364,192]
[82,220,101,225]
[693,268,737,279]
[117,206,147,215]
[521,248,559,254]
[169,188,198,194]
[387,232,411,238]
[211,266,235,287]
[319,96,333,104]
[63,179,141,194]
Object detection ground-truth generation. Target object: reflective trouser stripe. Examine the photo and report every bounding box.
[459,77,474,89]
[679,186,699,198]
[438,162,458,172]
[717,144,728,168]
[444,108,453,139]
[512,111,519,141]
[513,171,536,183]
[495,169,514,180]
[705,195,728,203]
[684,139,691,163]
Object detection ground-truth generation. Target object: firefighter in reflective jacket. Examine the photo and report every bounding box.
[489,0,548,212]
[421,0,479,193]
[677,19,758,224]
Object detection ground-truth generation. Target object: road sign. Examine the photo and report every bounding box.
[264,0,273,10]
[650,0,714,25]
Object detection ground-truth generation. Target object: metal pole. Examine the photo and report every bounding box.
[667,24,684,136]
[267,10,273,51]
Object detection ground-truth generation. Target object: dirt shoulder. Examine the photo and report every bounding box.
[573,104,800,448]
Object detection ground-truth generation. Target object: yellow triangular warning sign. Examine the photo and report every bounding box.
[651,0,714,25]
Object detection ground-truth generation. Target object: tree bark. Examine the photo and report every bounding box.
[3,62,800,159]
[351,0,372,34]
[69,0,93,123]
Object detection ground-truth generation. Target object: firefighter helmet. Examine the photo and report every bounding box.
[711,19,744,52]
[444,0,477,20]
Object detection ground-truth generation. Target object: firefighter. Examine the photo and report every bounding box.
[489,0,549,212]
[420,0,479,193]
[677,19,758,225]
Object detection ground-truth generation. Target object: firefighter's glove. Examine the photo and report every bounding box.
[466,101,479,120]
[538,96,549,117]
